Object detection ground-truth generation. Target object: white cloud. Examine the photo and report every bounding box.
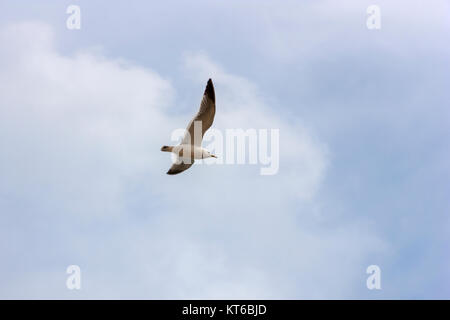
[0,21,386,299]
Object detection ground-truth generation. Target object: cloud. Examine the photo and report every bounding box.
[0,21,387,299]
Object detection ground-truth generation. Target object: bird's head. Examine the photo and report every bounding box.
[203,149,217,159]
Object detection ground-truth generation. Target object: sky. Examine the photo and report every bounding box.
[0,0,449,299]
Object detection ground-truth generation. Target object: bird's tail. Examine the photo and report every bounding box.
[161,145,174,152]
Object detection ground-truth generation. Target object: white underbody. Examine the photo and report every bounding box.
[172,144,210,160]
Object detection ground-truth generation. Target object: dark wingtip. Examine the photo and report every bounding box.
[204,78,215,103]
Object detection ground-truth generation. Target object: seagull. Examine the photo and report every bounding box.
[161,78,217,175]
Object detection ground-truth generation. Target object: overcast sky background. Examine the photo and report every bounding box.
[0,0,449,299]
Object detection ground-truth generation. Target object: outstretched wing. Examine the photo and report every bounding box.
[181,79,216,146]
[166,159,194,175]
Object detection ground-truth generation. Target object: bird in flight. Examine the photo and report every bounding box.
[161,78,217,175]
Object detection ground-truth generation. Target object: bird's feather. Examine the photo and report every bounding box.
[166,159,194,175]
[181,79,216,146]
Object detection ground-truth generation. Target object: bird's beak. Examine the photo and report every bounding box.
[211,154,217,158]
